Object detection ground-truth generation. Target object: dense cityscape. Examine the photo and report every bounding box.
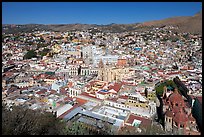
[2,2,202,135]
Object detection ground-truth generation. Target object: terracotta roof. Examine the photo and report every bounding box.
[173,108,188,124]
[108,83,122,92]
[5,71,14,77]
[75,97,87,104]
[119,95,128,100]
[166,71,181,75]
[165,110,174,117]
[7,60,15,64]
[126,114,151,127]
[60,88,67,94]
[80,92,102,101]
[58,97,87,119]
[126,114,138,125]
[19,87,28,90]
[36,89,47,95]
[172,106,181,114]
[58,104,79,119]
[50,89,57,94]
[116,59,127,67]
[168,89,184,105]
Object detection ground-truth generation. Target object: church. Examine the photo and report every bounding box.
[162,86,200,135]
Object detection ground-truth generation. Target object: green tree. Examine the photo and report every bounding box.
[23,50,37,59]
[140,122,165,135]
[2,103,66,135]
[39,48,50,57]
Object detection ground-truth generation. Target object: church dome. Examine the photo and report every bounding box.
[168,88,184,106]
[165,109,174,117]
[173,108,188,124]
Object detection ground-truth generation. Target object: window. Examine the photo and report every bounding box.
[169,119,171,122]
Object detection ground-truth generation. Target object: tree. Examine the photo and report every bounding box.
[23,50,37,59]
[38,48,50,57]
[37,43,48,49]
[2,103,66,135]
[141,122,165,135]
[155,80,177,96]
[118,126,140,135]
[145,88,148,98]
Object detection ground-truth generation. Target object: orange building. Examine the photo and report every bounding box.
[116,58,127,67]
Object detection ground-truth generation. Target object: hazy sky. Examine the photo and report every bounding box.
[2,2,202,25]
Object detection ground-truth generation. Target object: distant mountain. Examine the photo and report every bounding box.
[138,11,202,34]
[2,11,202,34]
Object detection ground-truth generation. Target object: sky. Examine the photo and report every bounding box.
[2,2,202,25]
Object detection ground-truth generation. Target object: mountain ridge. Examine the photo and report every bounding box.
[2,11,202,34]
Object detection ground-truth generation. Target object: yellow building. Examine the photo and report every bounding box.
[52,44,61,53]
[147,92,156,101]
[125,93,149,109]
[98,61,131,82]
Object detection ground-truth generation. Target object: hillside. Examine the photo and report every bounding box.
[139,11,202,34]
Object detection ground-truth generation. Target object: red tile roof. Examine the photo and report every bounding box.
[7,60,15,64]
[36,89,47,95]
[80,92,102,101]
[118,95,128,100]
[126,114,151,127]
[173,108,188,124]
[49,89,57,94]
[58,97,87,119]
[60,88,67,94]
[116,59,127,67]
[165,110,174,117]
[5,71,14,77]
[108,82,122,92]
[168,89,184,105]
[76,97,87,104]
